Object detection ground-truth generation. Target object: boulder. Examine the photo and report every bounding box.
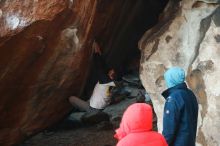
[0,1,96,145]
[139,0,220,145]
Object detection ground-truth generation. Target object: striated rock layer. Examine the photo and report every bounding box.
[139,0,220,145]
[0,1,97,145]
[0,0,165,145]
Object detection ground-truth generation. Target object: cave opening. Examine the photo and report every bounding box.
[83,0,168,99]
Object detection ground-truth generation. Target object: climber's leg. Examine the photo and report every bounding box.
[69,96,90,112]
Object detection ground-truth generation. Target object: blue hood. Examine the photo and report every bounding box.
[164,67,185,88]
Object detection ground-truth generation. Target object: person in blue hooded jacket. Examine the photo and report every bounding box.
[162,67,198,146]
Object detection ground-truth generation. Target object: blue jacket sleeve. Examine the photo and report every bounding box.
[162,97,181,145]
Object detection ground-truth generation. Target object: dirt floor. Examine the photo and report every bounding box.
[21,126,116,146]
[20,98,157,146]
[21,98,137,146]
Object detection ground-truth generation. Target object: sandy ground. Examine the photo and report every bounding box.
[21,126,116,146]
[20,97,157,146]
[21,99,137,146]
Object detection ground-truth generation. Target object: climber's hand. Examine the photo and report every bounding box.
[93,41,102,55]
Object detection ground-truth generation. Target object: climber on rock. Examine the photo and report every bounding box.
[161,67,198,146]
[69,40,117,119]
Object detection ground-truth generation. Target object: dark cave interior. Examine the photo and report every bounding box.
[82,0,169,99]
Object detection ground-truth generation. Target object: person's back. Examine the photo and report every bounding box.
[162,67,198,146]
[177,88,198,146]
[114,103,167,146]
[117,131,167,146]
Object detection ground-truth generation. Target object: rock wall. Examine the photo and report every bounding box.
[0,1,97,145]
[139,0,220,145]
[0,0,165,145]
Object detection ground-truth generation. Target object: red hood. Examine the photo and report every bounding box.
[114,103,153,140]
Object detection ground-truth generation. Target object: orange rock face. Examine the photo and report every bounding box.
[0,0,165,145]
[0,1,95,145]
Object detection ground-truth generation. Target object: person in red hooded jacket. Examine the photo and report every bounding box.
[114,103,168,146]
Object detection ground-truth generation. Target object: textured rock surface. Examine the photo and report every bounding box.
[0,0,165,145]
[139,0,220,145]
[0,1,96,145]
